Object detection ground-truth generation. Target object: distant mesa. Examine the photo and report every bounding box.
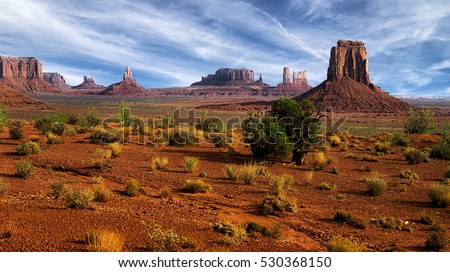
[73,75,105,89]
[191,68,263,86]
[99,66,148,96]
[298,40,412,113]
[43,72,71,90]
[0,56,61,93]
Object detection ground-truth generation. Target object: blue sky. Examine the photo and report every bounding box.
[1,0,450,96]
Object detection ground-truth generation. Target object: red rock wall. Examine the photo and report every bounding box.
[0,56,42,79]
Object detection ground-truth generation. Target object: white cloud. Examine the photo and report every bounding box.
[430,60,450,70]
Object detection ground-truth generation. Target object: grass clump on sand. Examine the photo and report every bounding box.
[238,162,258,184]
[428,184,450,207]
[224,164,238,181]
[150,156,169,171]
[86,229,124,252]
[182,179,211,193]
[109,142,123,158]
[14,159,35,179]
[328,235,362,252]
[125,179,140,197]
[184,157,199,173]
[16,142,41,155]
[425,224,448,251]
[65,189,94,209]
[313,152,328,170]
[364,176,387,196]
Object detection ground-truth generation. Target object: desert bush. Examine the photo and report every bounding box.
[183,179,211,193]
[327,135,341,146]
[158,186,171,198]
[125,179,140,197]
[340,142,348,151]
[147,223,191,252]
[86,229,124,252]
[376,216,400,229]
[200,117,225,133]
[213,221,235,236]
[391,134,410,147]
[225,164,238,181]
[63,126,77,136]
[364,176,387,196]
[65,189,94,209]
[92,176,105,184]
[150,156,169,171]
[46,131,64,144]
[16,142,41,155]
[428,184,450,207]
[92,148,111,169]
[334,209,354,224]
[211,134,226,147]
[318,182,336,191]
[362,154,380,162]
[404,148,431,164]
[50,182,68,199]
[374,141,390,154]
[404,108,435,134]
[399,169,419,180]
[238,162,258,184]
[0,180,8,195]
[0,104,7,132]
[184,157,199,173]
[328,235,362,252]
[8,120,24,140]
[269,175,294,200]
[419,210,434,225]
[109,142,122,158]
[425,224,448,251]
[14,159,35,178]
[118,101,131,127]
[90,128,122,144]
[93,184,111,202]
[430,129,450,160]
[260,195,297,215]
[444,166,450,179]
[313,152,328,170]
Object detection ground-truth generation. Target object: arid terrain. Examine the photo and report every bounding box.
[0,94,449,252]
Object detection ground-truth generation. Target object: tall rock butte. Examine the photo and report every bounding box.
[277,66,312,93]
[0,56,61,93]
[192,68,256,86]
[298,40,411,113]
[43,72,71,90]
[73,76,105,89]
[99,66,148,96]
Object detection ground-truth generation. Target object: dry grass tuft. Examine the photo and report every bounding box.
[86,229,124,252]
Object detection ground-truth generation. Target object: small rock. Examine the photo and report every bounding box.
[199,172,207,177]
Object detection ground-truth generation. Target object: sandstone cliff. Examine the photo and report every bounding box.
[192,68,256,86]
[276,66,312,94]
[43,72,71,89]
[0,56,61,93]
[298,40,411,113]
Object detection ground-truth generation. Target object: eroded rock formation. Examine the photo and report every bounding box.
[276,66,312,94]
[43,72,71,89]
[0,56,61,93]
[298,40,411,113]
[100,66,148,96]
[73,75,105,89]
[192,68,255,86]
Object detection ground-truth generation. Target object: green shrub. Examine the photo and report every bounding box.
[50,182,68,199]
[46,131,64,144]
[65,189,94,209]
[8,120,24,140]
[183,179,211,193]
[374,141,390,154]
[90,128,122,144]
[334,209,354,223]
[63,126,77,136]
[14,159,35,178]
[404,148,430,164]
[147,223,191,252]
[92,148,111,169]
[425,224,448,251]
[200,117,225,133]
[391,134,410,147]
[328,235,361,252]
[118,101,131,127]
[403,108,435,134]
[376,216,400,229]
[269,175,294,199]
[428,185,450,207]
[0,103,7,132]
[184,157,199,173]
[430,135,450,160]
[125,179,140,197]
[16,142,41,155]
[365,177,387,196]
[225,164,238,181]
[150,157,169,171]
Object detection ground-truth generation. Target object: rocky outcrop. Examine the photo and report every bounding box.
[275,67,312,95]
[298,40,411,113]
[73,76,105,89]
[192,68,255,86]
[0,56,61,93]
[99,66,148,96]
[43,72,71,89]
[0,82,49,109]
[327,40,370,85]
